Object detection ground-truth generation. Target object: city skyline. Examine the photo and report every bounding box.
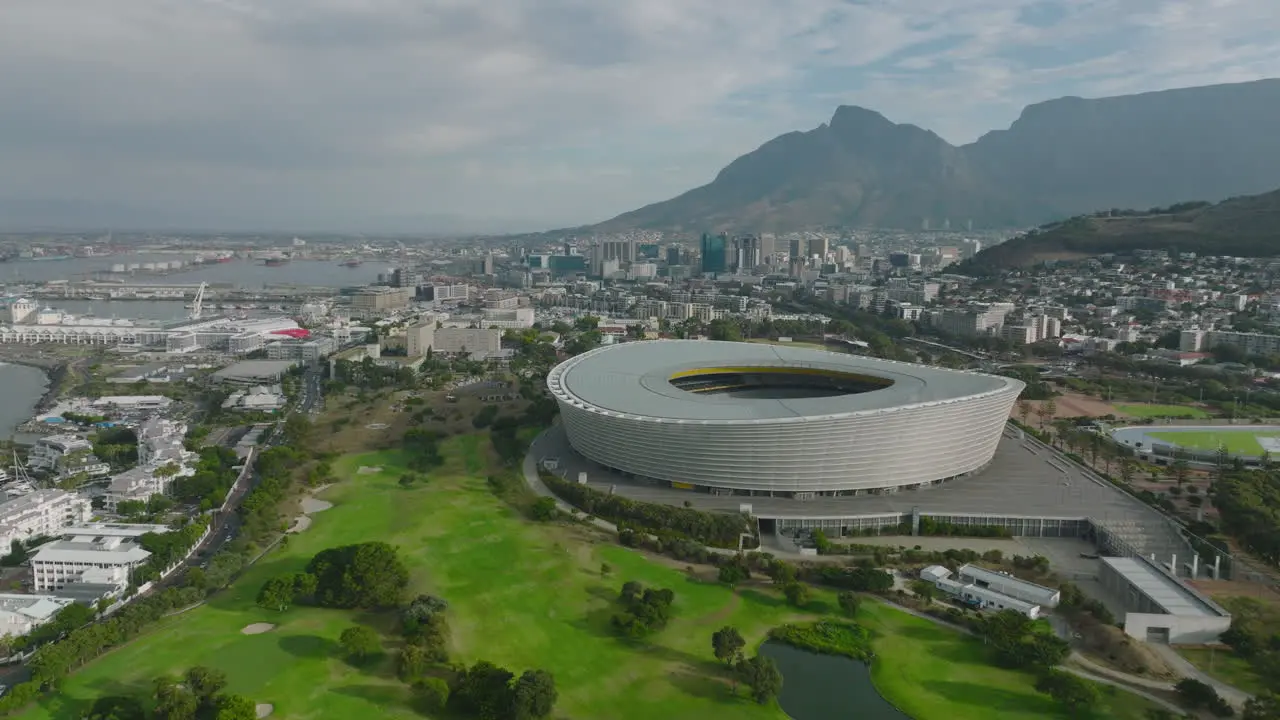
[4,0,1280,233]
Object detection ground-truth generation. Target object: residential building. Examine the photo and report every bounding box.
[26,435,108,477]
[0,490,93,550]
[432,327,501,356]
[351,286,412,313]
[1203,330,1280,357]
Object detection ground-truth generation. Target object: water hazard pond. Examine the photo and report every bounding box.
[759,641,911,720]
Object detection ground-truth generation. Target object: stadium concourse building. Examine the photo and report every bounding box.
[547,340,1024,497]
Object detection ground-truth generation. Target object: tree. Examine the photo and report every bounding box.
[530,496,557,521]
[398,474,416,488]
[414,677,450,713]
[736,655,783,704]
[214,694,258,720]
[600,562,612,578]
[86,696,147,720]
[766,560,796,586]
[307,542,409,609]
[154,676,198,720]
[910,579,938,603]
[1017,401,1031,425]
[1244,692,1280,720]
[1035,669,1100,711]
[510,669,558,719]
[339,625,381,663]
[712,626,746,666]
[257,575,297,612]
[783,582,810,608]
[397,644,430,683]
[185,665,228,711]
[837,591,861,618]
[452,660,516,720]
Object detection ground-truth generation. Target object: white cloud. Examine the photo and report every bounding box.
[0,0,1278,231]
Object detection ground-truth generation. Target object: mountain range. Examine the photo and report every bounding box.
[592,79,1280,233]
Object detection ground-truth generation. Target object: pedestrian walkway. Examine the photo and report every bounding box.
[1148,643,1254,708]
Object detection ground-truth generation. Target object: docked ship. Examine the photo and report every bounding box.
[340,259,362,267]
[263,256,291,267]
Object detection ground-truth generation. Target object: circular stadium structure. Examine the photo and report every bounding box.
[547,340,1025,496]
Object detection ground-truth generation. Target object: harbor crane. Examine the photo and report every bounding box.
[189,282,207,320]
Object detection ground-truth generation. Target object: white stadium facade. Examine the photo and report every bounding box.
[547,340,1024,496]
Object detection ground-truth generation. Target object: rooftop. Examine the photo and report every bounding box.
[1101,556,1228,618]
[550,340,1018,422]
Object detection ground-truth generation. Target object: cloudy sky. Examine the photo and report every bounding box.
[3,0,1279,233]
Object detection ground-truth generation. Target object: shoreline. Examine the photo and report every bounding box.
[0,349,65,413]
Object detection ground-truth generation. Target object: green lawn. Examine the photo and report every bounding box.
[1177,648,1267,696]
[1114,403,1213,419]
[862,604,1155,720]
[1148,429,1280,455]
[18,435,1164,720]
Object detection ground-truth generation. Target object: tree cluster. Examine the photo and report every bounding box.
[611,581,675,638]
[1175,678,1234,717]
[544,472,752,548]
[171,446,241,510]
[399,594,451,674]
[86,665,258,720]
[449,661,558,720]
[1212,470,1280,564]
[974,610,1069,671]
[131,518,211,586]
[257,542,409,612]
[403,428,445,473]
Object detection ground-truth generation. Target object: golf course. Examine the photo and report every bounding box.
[16,434,1164,720]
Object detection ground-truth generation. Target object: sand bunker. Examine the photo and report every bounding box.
[287,515,312,534]
[365,423,389,430]
[255,703,274,718]
[241,623,276,635]
[356,466,382,475]
[300,497,333,513]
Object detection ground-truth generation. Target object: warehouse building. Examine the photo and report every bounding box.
[1100,555,1232,643]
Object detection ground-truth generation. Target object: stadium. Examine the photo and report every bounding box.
[547,340,1024,496]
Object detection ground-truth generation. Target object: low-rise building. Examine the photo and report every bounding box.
[0,594,74,637]
[31,523,169,593]
[221,385,288,413]
[1099,555,1232,644]
[0,489,93,551]
[919,565,1050,619]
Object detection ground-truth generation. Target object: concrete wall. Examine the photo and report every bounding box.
[1122,612,1232,645]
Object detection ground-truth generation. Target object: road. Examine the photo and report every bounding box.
[297,363,323,415]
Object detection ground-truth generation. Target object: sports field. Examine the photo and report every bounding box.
[1147,429,1280,456]
[16,435,1163,720]
[1114,403,1213,419]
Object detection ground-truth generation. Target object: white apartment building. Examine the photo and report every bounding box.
[0,490,93,549]
[104,417,197,510]
[31,524,169,592]
[1203,330,1280,357]
[27,435,95,472]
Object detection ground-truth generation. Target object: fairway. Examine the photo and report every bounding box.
[17,435,1163,720]
[1148,429,1280,456]
[1114,403,1212,419]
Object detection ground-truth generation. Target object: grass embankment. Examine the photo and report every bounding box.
[19,434,1165,720]
[1115,403,1213,419]
[1177,648,1267,695]
[1148,429,1280,455]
